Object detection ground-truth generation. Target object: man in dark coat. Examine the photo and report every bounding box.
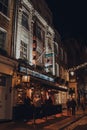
[71,98,77,115]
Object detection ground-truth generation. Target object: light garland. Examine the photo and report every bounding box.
[68,62,87,72]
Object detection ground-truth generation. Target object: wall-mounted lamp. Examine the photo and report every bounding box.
[70,71,74,76]
[22,75,30,83]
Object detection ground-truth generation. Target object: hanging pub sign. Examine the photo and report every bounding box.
[18,66,27,73]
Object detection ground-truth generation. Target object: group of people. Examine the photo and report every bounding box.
[24,94,53,108]
[24,94,53,120]
[24,95,86,117]
[66,98,77,116]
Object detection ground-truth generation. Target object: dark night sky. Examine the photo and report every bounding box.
[45,0,87,46]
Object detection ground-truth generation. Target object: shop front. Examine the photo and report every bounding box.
[12,64,68,121]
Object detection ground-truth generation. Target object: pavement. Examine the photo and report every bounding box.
[66,116,87,130]
[0,108,87,130]
[73,124,87,130]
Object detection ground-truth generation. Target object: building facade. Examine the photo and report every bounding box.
[0,0,17,120]
[0,0,69,120]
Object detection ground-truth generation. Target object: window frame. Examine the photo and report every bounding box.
[0,0,9,16]
[21,11,29,30]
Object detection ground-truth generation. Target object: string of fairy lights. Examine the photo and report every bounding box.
[68,62,87,72]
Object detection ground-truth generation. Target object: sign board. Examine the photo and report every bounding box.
[45,53,53,68]
[45,53,53,57]
[19,66,54,82]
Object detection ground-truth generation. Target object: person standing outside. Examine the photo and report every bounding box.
[66,99,72,116]
[80,96,85,112]
[71,98,77,116]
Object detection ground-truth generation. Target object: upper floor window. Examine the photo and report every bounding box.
[36,24,45,42]
[0,0,9,16]
[0,30,6,49]
[36,25,42,40]
[22,11,29,30]
[20,40,27,59]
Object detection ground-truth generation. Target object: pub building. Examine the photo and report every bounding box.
[13,63,68,121]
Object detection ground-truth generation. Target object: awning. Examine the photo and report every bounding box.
[30,76,68,92]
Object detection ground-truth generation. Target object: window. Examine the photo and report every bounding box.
[0,75,6,86]
[20,41,27,59]
[0,30,6,49]
[36,25,42,40]
[22,11,29,30]
[0,0,9,16]
[36,24,45,42]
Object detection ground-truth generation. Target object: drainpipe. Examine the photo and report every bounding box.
[11,0,20,58]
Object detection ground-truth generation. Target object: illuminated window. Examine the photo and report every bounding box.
[0,0,9,16]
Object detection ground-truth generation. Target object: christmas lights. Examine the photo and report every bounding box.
[68,62,87,72]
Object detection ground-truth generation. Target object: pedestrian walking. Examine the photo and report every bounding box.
[66,99,72,116]
[71,98,77,116]
[80,97,85,111]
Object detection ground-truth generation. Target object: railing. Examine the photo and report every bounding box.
[13,104,62,121]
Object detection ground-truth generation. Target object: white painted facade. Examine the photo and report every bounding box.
[15,0,55,75]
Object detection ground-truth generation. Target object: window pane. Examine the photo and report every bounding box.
[22,12,29,30]
[0,0,8,16]
[0,3,2,11]
[4,0,8,6]
[3,6,8,16]
[36,25,42,40]
[0,30,6,49]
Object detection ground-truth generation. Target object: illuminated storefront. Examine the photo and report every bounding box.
[13,64,68,107]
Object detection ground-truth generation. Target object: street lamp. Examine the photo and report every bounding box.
[70,71,74,76]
